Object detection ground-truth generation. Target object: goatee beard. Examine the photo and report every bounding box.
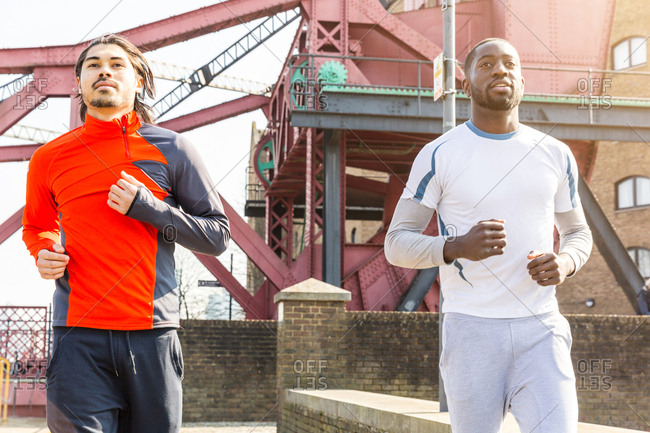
[89,96,119,108]
[471,84,522,111]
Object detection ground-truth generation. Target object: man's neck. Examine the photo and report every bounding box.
[470,107,519,134]
[86,107,133,122]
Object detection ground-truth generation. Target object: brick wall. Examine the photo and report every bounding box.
[336,312,649,431]
[338,312,439,399]
[282,402,393,433]
[569,314,650,431]
[178,319,277,422]
[179,311,649,431]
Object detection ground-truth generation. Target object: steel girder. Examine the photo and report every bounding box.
[322,129,342,286]
[0,0,301,73]
[266,196,294,264]
[291,92,650,142]
[0,67,74,135]
[351,0,442,61]
[578,176,648,314]
[220,197,290,289]
[304,129,324,279]
[0,144,40,162]
[0,207,23,245]
[0,96,269,164]
[158,95,269,133]
[193,253,266,319]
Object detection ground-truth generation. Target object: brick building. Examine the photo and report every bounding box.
[559,0,650,314]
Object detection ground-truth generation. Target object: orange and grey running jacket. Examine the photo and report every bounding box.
[22,111,230,330]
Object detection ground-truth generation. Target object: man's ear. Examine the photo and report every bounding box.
[76,76,81,93]
[462,78,471,97]
[135,74,144,94]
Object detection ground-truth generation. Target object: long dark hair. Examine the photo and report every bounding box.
[75,34,156,124]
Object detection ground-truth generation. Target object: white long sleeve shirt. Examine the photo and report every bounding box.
[385,120,592,318]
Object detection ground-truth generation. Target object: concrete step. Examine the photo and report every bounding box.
[287,389,646,433]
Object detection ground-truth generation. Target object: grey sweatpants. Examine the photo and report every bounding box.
[440,311,578,433]
[46,327,184,433]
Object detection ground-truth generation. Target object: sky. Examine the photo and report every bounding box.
[0,0,299,310]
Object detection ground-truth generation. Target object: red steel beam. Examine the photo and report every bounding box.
[0,144,40,162]
[193,252,266,319]
[346,174,388,194]
[220,196,290,288]
[0,207,24,246]
[370,9,442,60]
[0,67,76,135]
[0,94,268,160]
[0,90,44,136]
[158,95,269,133]
[0,0,300,73]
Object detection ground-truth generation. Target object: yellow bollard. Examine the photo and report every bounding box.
[0,357,9,424]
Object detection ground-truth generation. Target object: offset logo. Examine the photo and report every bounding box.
[293,359,328,390]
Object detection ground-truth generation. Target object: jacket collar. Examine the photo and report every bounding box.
[81,111,141,137]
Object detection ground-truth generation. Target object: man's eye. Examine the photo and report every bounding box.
[113,63,125,68]
[479,62,491,68]
[87,63,99,68]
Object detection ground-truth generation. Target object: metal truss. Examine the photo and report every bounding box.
[0,74,33,102]
[266,196,294,264]
[149,60,272,95]
[4,124,62,144]
[152,8,300,120]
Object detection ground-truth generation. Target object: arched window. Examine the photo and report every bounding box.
[628,247,650,279]
[613,37,647,70]
[351,227,357,244]
[616,176,650,210]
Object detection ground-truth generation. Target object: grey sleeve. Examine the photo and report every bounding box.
[127,136,230,256]
[384,198,449,269]
[555,206,592,277]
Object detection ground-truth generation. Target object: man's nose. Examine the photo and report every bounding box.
[491,61,508,76]
[98,66,112,77]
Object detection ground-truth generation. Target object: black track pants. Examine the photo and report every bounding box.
[46,327,184,433]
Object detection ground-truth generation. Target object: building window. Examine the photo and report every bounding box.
[616,176,650,210]
[351,227,357,244]
[628,247,650,279]
[404,0,426,10]
[613,37,647,70]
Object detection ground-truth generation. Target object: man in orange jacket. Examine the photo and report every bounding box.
[22,34,230,432]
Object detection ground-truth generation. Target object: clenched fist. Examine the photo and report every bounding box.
[443,219,507,262]
[37,244,69,280]
[108,171,146,214]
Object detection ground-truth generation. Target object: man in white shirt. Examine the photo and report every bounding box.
[385,38,592,433]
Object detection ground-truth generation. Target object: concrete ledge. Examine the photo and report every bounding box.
[274,278,351,303]
[287,389,646,433]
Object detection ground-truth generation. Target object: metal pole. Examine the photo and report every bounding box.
[229,254,233,320]
[442,2,456,133]
[323,129,342,286]
[439,0,456,413]
[47,304,52,361]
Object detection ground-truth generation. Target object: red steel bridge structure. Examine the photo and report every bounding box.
[1,0,648,319]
